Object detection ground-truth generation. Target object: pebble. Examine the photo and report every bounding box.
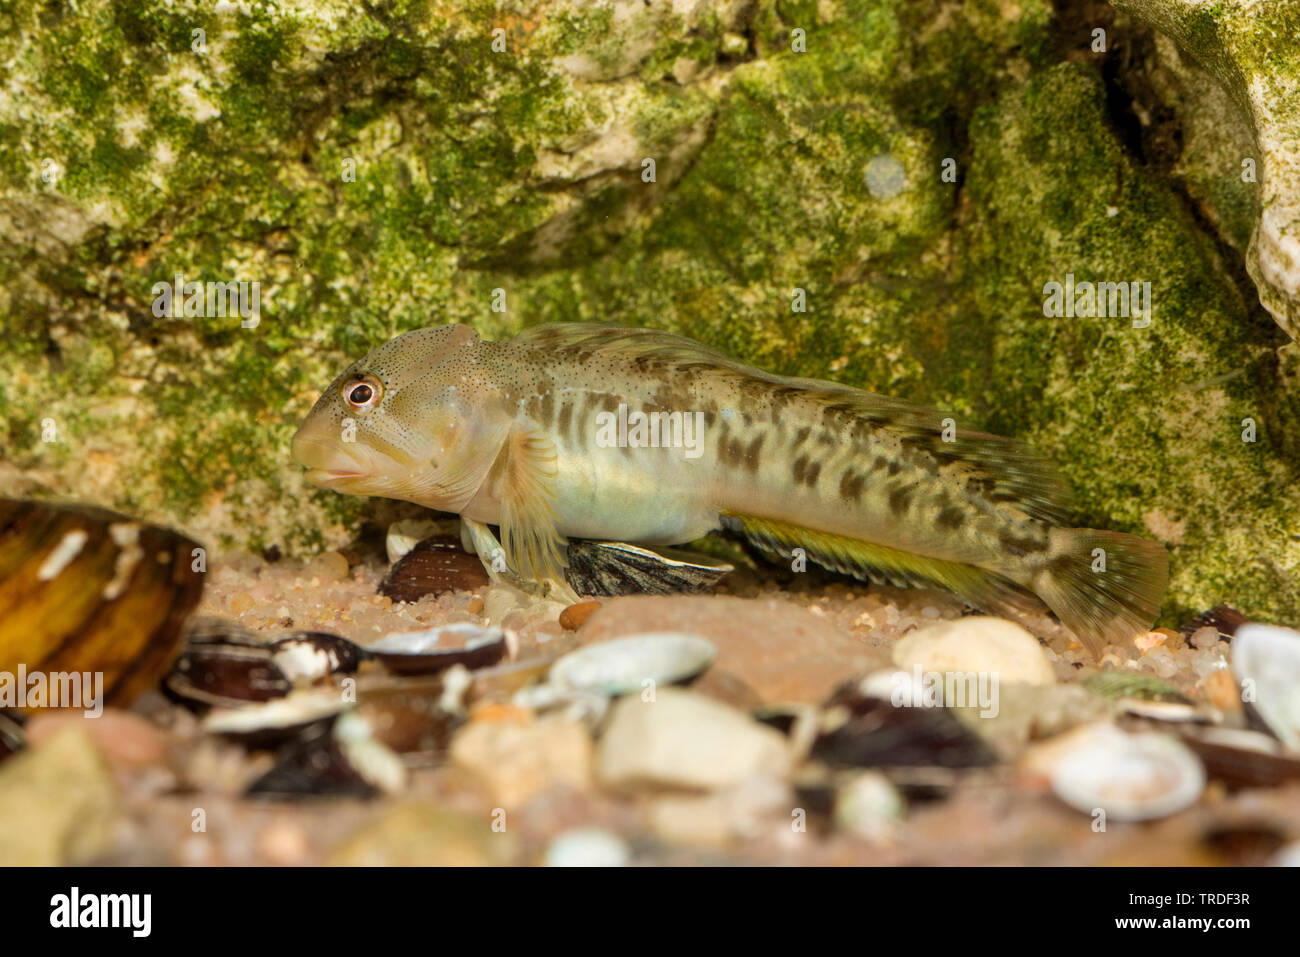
[1202,666,1242,713]
[257,819,311,865]
[450,717,592,807]
[891,616,1056,686]
[326,803,514,866]
[307,550,350,581]
[559,600,601,630]
[25,708,169,769]
[544,827,630,867]
[1190,626,1222,650]
[0,726,121,865]
[834,771,906,842]
[595,688,790,792]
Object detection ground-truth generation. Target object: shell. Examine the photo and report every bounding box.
[378,535,489,603]
[246,713,406,799]
[202,687,352,747]
[1049,724,1204,822]
[812,677,997,770]
[564,540,733,596]
[1179,726,1300,789]
[548,633,716,695]
[271,632,364,682]
[0,498,205,707]
[1231,623,1300,751]
[362,622,506,675]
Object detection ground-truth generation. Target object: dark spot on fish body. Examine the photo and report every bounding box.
[839,470,866,502]
[887,460,903,477]
[888,483,916,515]
[1001,532,1048,556]
[557,399,574,440]
[792,426,811,449]
[803,460,821,487]
[936,506,967,530]
[744,434,765,472]
[792,454,809,484]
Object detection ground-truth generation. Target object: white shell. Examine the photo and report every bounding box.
[202,688,349,733]
[365,622,503,655]
[1232,623,1300,751]
[549,633,716,695]
[1050,724,1205,822]
[544,828,631,867]
[385,518,457,564]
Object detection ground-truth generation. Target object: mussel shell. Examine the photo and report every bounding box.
[246,713,407,799]
[201,688,351,748]
[0,499,205,707]
[564,540,733,597]
[362,623,506,676]
[164,638,292,711]
[548,633,716,695]
[1049,726,1204,822]
[1180,604,1250,642]
[378,535,489,603]
[1179,726,1300,789]
[812,680,997,770]
[1231,623,1300,752]
[271,632,364,682]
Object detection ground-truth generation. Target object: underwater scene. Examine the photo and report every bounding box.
[2,0,1300,884]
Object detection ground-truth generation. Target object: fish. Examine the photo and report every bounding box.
[291,323,1168,654]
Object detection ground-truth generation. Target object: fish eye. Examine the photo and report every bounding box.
[342,374,383,412]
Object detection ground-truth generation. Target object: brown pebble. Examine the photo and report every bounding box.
[25,709,169,769]
[559,600,602,631]
[467,596,485,615]
[378,536,489,602]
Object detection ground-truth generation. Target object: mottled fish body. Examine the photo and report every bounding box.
[292,323,1168,653]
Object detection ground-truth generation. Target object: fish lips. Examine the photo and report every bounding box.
[291,432,376,488]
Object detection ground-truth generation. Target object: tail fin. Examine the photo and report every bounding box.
[1036,529,1169,656]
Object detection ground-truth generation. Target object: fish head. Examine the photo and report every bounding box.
[291,324,510,512]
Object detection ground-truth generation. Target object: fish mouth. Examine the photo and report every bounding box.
[291,432,376,487]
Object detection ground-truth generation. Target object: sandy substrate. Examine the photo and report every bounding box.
[7,545,1295,867]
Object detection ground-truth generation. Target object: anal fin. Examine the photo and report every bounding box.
[720,512,1041,619]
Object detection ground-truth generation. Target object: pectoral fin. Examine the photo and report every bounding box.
[487,419,572,595]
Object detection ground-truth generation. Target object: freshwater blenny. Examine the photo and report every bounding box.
[291,324,1168,653]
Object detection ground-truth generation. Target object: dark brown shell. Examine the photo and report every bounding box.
[378,535,489,602]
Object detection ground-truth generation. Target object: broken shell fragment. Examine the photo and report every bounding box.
[564,540,733,596]
[548,633,716,696]
[378,535,489,603]
[385,519,459,564]
[362,623,506,676]
[1230,623,1300,752]
[246,713,406,799]
[0,498,205,707]
[1048,724,1205,822]
[271,632,364,683]
[202,687,352,748]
